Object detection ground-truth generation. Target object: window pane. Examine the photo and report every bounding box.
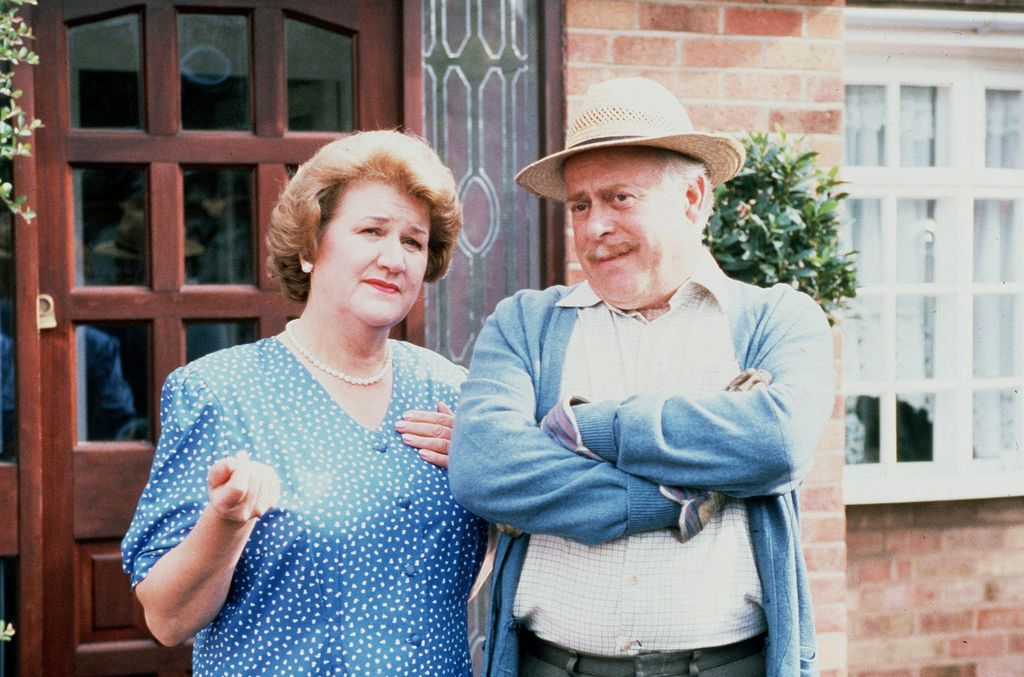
[974,295,1018,378]
[286,19,354,132]
[900,86,948,167]
[74,168,147,286]
[974,389,1022,460]
[974,200,1018,283]
[845,85,886,166]
[897,199,946,283]
[75,324,150,442]
[183,168,253,284]
[0,200,13,460]
[68,14,142,128]
[185,321,256,363]
[986,89,1021,169]
[846,395,880,464]
[896,296,950,380]
[896,393,934,462]
[179,14,250,130]
[0,557,12,674]
[843,295,883,382]
[844,198,883,285]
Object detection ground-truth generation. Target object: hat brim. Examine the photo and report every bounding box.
[515,133,746,201]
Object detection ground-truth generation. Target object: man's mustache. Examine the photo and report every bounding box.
[587,242,637,263]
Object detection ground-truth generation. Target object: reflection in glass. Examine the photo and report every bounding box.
[896,199,941,283]
[845,85,886,166]
[974,389,1021,460]
[183,168,253,284]
[901,86,947,166]
[974,295,1017,378]
[843,295,883,383]
[974,200,1018,283]
[0,557,12,674]
[179,14,250,130]
[986,90,1021,169]
[68,14,142,128]
[186,321,256,363]
[896,393,934,462]
[286,19,354,132]
[896,296,944,380]
[75,324,150,442]
[844,199,883,285]
[73,168,147,286]
[845,395,879,464]
[0,198,13,460]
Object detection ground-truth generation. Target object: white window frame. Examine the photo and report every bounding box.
[843,7,1024,505]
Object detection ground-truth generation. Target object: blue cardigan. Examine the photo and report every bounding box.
[449,277,833,677]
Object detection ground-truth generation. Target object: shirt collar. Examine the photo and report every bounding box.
[556,247,732,315]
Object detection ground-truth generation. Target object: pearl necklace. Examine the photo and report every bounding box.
[285,320,391,386]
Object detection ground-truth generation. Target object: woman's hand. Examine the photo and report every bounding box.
[207,450,281,523]
[397,402,454,468]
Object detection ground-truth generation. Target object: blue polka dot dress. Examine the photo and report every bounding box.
[121,338,488,676]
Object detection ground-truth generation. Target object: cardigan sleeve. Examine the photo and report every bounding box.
[573,286,834,498]
[448,292,680,546]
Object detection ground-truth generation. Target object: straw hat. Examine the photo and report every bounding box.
[515,77,746,201]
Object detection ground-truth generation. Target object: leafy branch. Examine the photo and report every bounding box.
[0,0,40,221]
[708,127,858,322]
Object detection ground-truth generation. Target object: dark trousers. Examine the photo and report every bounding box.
[518,631,767,677]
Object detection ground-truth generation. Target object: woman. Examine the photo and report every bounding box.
[122,131,487,675]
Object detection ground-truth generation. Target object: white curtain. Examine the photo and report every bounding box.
[846,85,886,166]
[986,90,1021,169]
[901,86,937,166]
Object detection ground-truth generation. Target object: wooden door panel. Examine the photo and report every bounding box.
[0,464,15,556]
[73,447,153,540]
[35,2,404,674]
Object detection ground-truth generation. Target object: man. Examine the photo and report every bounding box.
[449,77,834,677]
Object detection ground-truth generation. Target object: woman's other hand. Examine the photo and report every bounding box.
[397,402,454,468]
[207,450,281,523]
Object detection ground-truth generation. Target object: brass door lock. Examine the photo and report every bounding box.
[37,293,56,330]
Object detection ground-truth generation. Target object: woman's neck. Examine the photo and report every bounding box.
[290,307,390,374]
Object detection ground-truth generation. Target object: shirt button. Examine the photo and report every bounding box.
[404,564,419,577]
[408,633,422,646]
[397,495,412,509]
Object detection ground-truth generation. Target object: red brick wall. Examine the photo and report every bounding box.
[563,2,848,675]
[847,499,1024,676]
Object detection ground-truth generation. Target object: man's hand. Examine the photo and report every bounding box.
[397,402,455,468]
[725,368,772,392]
[207,451,281,523]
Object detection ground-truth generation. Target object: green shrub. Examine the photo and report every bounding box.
[0,0,40,221]
[707,128,857,321]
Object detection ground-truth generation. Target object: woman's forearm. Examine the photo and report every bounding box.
[135,506,256,646]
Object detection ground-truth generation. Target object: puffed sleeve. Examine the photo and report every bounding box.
[120,368,230,589]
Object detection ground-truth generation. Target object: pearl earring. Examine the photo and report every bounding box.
[300,259,313,273]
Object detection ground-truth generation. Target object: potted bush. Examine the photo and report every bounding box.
[707,128,857,321]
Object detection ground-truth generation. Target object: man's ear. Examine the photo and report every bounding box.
[684,175,708,222]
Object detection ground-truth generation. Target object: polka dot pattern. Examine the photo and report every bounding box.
[122,338,488,676]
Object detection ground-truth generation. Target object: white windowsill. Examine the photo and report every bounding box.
[844,463,1024,505]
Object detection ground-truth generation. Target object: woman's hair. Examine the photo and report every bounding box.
[267,130,463,302]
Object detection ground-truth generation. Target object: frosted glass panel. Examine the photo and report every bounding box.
[896,296,950,380]
[843,295,883,383]
[897,199,947,283]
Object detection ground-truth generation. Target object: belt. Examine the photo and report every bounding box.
[521,631,766,677]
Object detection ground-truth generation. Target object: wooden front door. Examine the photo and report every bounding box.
[32,2,403,673]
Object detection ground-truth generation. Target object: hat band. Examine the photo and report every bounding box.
[568,134,651,150]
